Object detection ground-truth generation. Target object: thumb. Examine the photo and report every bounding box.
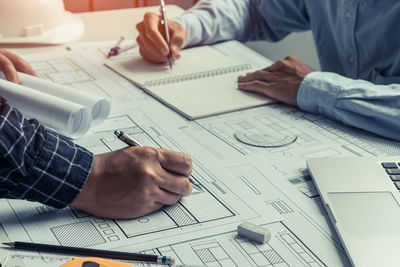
[169,22,186,54]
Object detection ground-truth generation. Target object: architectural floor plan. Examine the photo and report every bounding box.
[3,42,394,266]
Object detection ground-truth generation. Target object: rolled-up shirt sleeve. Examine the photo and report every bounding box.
[297,72,400,141]
[0,97,94,208]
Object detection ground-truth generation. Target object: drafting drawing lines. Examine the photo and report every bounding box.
[192,241,237,266]
[114,180,235,238]
[0,222,10,242]
[197,109,316,156]
[277,221,325,267]
[30,57,112,98]
[50,220,106,247]
[265,199,294,215]
[234,237,288,267]
[311,118,400,156]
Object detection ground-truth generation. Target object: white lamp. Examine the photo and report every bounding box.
[0,0,84,44]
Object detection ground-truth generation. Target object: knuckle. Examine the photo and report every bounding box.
[140,146,158,159]
[143,12,154,20]
[141,166,156,179]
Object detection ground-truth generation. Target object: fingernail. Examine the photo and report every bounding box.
[161,47,168,55]
[172,44,179,52]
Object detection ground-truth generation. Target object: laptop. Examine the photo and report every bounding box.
[307,157,400,267]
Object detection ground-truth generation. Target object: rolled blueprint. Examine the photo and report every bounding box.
[0,78,91,139]
[17,72,111,126]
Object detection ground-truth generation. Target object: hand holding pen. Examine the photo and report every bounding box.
[114,131,202,191]
[135,9,187,65]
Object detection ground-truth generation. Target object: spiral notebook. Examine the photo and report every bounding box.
[106,44,273,120]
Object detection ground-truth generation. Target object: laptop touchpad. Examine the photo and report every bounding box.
[328,192,400,235]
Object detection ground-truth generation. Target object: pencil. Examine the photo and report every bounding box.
[3,242,175,265]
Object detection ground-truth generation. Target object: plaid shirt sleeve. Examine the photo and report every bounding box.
[0,97,94,208]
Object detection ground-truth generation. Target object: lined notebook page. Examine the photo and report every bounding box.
[106,45,274,119]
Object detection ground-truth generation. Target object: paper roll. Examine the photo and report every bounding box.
[17,72,111,125]
[0,78,91,139]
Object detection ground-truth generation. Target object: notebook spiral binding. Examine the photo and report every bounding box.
[144,63,252,87]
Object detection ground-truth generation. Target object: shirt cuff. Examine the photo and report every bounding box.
[8,129,94,209]
[173,13,203,48]
[297,71,344,118]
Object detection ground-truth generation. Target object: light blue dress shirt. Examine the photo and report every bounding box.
[174,0,400,141]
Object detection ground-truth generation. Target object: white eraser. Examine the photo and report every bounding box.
[237,222,271,244]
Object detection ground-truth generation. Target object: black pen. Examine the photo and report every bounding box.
[3,242,175,265]
[160,0,173,69]
[114,130,202,191]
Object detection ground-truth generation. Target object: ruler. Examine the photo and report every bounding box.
[1,254,68,267]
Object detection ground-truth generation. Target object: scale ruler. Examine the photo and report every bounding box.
[1,254,68,267]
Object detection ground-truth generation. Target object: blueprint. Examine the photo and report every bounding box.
[2,221,332,267]
[0,42,368,266]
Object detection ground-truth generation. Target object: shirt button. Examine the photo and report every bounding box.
[346,11,352,18]
[348,56,355,64]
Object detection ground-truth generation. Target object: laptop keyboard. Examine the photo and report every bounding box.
[382,162,400,189]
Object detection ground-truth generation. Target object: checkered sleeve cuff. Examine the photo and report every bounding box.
[6,129,94,209]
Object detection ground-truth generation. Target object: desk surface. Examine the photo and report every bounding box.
[2,5,393,267]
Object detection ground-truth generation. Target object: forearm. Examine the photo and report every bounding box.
[0,97,94,208]
[297,72,400,141]
[174,0,310,47]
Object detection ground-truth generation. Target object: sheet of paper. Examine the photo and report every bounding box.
[1,42,384,267]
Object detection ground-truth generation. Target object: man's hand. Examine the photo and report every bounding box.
[71,147,193,219]
[238,55,314,106]
[0,49,37,83]
[136,12,187,64]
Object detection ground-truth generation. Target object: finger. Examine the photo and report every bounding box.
[155,187,182,205]
[143,12,170,56]
[137,38,167,64]
[238,80,273,96]
[156,169,192,196]
[158,149,193,176]
[0,50,37,76]
[137,31,167,61]
[237,70,271,83]
[0,53,19,83]
[266,59,291,72]
[284,54,300,62]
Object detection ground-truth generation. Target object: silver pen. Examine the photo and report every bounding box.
[160,0,173,69]
[114,130,142,147]
[114,130,202,190]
